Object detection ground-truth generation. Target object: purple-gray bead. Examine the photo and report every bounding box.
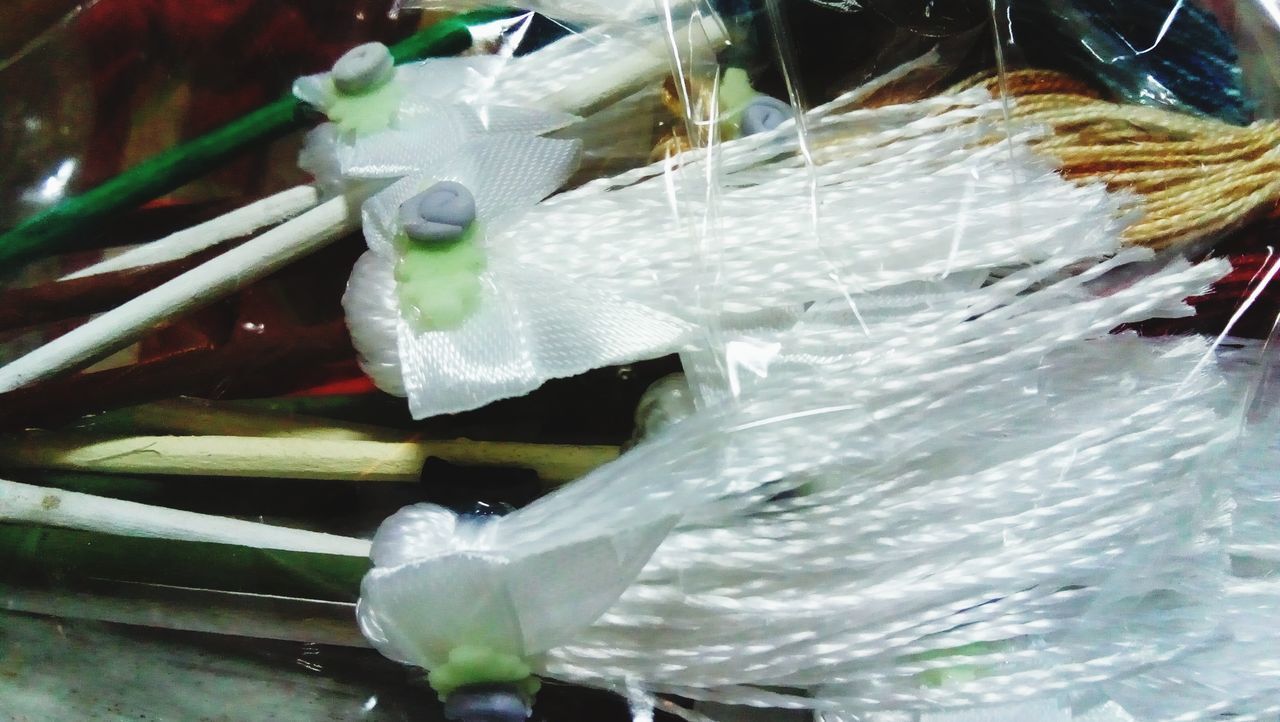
[741,96,795,136]
[332,42,395,96]
[399,181,477,245]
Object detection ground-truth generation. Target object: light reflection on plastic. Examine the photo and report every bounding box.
[22,159,77,204]
[467,12,536,60]
[724,339,781,399]
[296,642,324,673]
[1132,0,1185,55]
[626,678,655,722]
[362,695,379,714]
[1257,0,1280,27]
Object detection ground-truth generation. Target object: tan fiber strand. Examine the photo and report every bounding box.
[1048,136,1280,167]
[1132,181,1280,247]
[974,70,1280,250]
[1140,157,1278,214]
[0,433,620,486]
[966,72,1280,250]
[1081,168,1213,195]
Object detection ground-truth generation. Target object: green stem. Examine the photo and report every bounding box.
[0,10,510,271]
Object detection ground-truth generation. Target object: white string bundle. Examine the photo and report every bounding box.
[524,90,1128,309]
[1098,576,1280,722]
[357,240,1244,717]
[331,8,1280,721]
[343,83,1134,418]
[1225,375,1280,565]
[1088,377,1280,722]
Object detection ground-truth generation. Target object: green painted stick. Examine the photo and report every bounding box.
[0,9,508,270]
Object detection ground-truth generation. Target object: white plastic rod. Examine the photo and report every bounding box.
[0,190,364,394]
[62,184,324,280]
[0,477,370,556]
[548,15,726,115]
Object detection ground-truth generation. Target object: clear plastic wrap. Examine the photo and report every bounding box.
[651,2,1280,719]
[4,2,1280,722]
[357,1,1280,720]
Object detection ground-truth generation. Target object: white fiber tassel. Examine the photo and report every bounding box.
[344,86,1136,419]
[1101,577,1280,722]
[357,252,1241,717]
[1225,394,1280,564]
[1093,383,1280,722]
[825,699,1139,722]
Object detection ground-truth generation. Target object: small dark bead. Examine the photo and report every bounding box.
[444,685,532,722]
[464,500,517,519]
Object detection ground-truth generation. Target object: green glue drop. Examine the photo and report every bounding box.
[905,641,999,688]
[429,645,540,722]
[323,42,404,134]
[719,67,794,139]
[395,182,486,331]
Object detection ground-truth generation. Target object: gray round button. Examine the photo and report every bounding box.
[741,96,795,136]
[399,181,477,245]
[332,42,395,96]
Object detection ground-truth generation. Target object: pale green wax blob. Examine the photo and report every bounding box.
[426,645,541,701]
[719,67,761,139]
[323,75,405,135]
[904,641,999,688]
[395,226,486,332]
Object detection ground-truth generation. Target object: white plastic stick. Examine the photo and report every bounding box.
[0,433,619,484]
[61,184,323,280]
[491,13,727,116]
[0,190,364,394]
[0,477,370,556]
[549,15,725,114]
